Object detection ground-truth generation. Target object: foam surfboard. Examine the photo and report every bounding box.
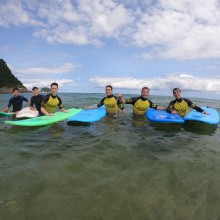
[5,108,82,126]
[16,107,39,119]
[184,107,219,124]
[146,108,185,123]
[67,105,106,124]
[0,111,15,117]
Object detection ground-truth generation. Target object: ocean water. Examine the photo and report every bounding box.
[1,93,220,220]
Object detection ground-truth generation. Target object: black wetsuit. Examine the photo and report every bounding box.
[97,95,124,114]
[167,98,204,117]
[7,96,28,112]
[30,94,44,113]
[124,96,157,115]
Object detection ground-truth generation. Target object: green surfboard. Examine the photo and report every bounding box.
[4,108,82,126]
[0,111,15,117]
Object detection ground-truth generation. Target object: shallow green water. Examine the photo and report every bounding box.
[1,93,220,220]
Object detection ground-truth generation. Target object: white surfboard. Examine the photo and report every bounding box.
[16,107,39,119]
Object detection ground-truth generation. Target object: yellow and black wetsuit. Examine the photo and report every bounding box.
[166,98,204,117]
[41,94,63,113]
[97,95,124,114]
[125,96,157,115]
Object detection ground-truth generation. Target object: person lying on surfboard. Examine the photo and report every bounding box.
[166,88,209,117]
[30,87,44,115]
[84,85,126,114]
[40,82,68,116]
[118,86,165,115]
[1,87,30,113]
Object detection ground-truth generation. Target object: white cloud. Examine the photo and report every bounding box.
[90,73,220,93]
[0,0,44,27]
[0,45,13,53]
[21,78,77,90]
[2,0,220,59]
[33,0,133,46]
[9,62,79,92]
[132,0,220,59]
[16,63,77,75]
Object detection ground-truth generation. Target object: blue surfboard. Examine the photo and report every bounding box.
[67,105,106,124]
[184,107,219,124]
[146,108,185,123]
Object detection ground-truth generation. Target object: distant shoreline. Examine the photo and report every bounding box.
[0,87,31,94]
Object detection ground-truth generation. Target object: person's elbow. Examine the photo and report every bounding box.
[156,106,165,110]
[165,108,171,113]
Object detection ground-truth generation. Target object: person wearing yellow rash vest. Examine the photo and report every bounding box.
[118,87,165,115]
[41,82,68,116]
[84,85,125,115]
[166,88,209,117]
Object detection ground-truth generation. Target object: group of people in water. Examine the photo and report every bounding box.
[1,83,67,116]
[1,82,209,117]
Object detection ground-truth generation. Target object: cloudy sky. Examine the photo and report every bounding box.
[1,0,220,98]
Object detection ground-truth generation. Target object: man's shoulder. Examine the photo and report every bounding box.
[56,95,62,100]
[8,96,15,102]
[169,99,176,104]
[18,95,27,100]
[131,96,141,101]
[31,94,44,99]
[182,98,191,103]
[44,93,51,98]
[37,94,44,101]
[101,96,107,101]
[146,98,152,102]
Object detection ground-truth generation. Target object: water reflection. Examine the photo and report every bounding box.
[1,93,220,219]
[183,121,218,136]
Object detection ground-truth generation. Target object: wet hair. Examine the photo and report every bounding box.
[106,85,113,90]
[51,82,58,88]
[32,87,38,91]
[173,88,181,94]
[12,88,19,92]
[141,87,150,92]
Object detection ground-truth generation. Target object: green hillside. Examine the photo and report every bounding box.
[0,59,26,88]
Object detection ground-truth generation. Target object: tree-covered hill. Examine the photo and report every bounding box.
[0,59,28,93]
[40,87,50,93]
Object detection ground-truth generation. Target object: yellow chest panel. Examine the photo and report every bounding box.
[133,99,150,115]
[174,100,189,117]
[45,96,60,113]
[103,97,118,114]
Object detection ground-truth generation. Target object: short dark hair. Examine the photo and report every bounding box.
[12,88,19,92]
[141,87,150,92]
[32,87,38,91]
[51,82,58,88]
[106,85,113,90]
[173,88,181,94]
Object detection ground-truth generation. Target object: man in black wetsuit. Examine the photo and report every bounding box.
[1,88,30,113]
[166,88,209,117]
[85,85,125,114]
[30,87,44,115]
[118,87,165,115]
